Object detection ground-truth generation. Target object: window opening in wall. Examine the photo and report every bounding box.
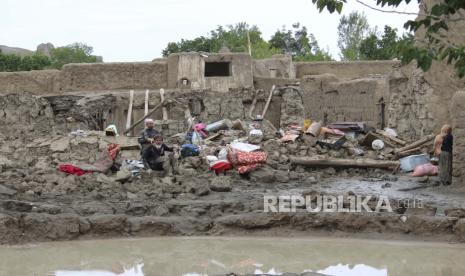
[204,62,231,77]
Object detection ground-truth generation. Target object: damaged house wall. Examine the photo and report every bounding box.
[299,74,389,128]
[0,61,168,94]
[253,54,295,79]
[0,70,61,95]
[295,60,399,80]
[167,52,253,92]
[58,61,168,92]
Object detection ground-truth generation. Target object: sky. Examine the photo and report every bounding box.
[1,0,419,62]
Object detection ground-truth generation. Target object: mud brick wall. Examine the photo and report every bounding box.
[386,67,437,141]
[59,62,168,92]
[253,55,295,78]
[0,70,60,94]
[451,91,465,184]
[295,60,399,79]
[167,53,253,91]
[300,74,388,127]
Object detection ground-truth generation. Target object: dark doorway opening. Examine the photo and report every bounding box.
[204,62,231,77]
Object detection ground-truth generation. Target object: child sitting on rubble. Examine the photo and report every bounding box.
[434,124,453,185]
[142,135,178,176]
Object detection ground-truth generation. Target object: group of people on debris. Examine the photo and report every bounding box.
[138,118,178,175]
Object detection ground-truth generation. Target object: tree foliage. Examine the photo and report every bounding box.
[162,22,331,60]
[337,11,370,60]
[162,23,281,59]
[311,0,465,77]
[359,25,414,60]
[269,23,332,61]
[0,50,51,72]
[50,42,98,69]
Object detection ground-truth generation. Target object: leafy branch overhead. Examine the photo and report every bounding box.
[312,0,465,77]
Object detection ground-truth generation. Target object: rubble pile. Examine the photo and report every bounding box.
[0,90,464,244]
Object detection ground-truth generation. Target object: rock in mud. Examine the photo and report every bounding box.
[2,200,33,212]
[22,213,81,241]
[210,176,232,192]
[445,208,465,218]
[114,167,132,182]
[455,219,465,240]
[50,137,70,153]
[0,185,16,196]
[249,167,276,183]
[0,214,21,244]
[88,214,128,234]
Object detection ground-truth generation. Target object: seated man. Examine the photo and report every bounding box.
[138,118,160,155]
[142,135,177,175]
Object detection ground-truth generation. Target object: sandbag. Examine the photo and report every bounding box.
[412,164,439,177]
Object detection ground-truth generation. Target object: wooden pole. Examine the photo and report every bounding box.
[290,157,400,169]
[375,129,407,146]
[395,134,435,153]
[248,90,258,120]
[261,85,275,118]
[160,88,168,121]
[247,29,252,56]
[125,89,134,135]
[144,89,149,116]
[124,101,164,135]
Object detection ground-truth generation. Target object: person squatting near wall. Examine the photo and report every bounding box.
[434,124,453,185]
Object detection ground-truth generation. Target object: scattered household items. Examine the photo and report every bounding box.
[180,144,200,158]
[228,149,267,174]
[206,119,231,132]
[230,142,261,153]
[372,139,385,150]
[69,129,88,137]
[316,136,347,150]
[122,159,145,177]
[105,124,119,136]
[326,122,366,133]
[58,144,121,176]
[306,121,322,137]
[412,163,439,177]
[400,153,431,172]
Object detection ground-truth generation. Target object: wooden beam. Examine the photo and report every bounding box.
[248,90,258,120]
[144,89,149,116]
[290,157,400,169]
[395,134,435,153]
[124,101,164,135]
[375,129,407,146]
[125,89,134,135]
[160,88,168,121]
[261,85,275,118]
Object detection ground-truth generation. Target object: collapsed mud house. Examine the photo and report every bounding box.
[1,23,465,243]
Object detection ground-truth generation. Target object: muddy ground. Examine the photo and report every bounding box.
[1,92,465,244]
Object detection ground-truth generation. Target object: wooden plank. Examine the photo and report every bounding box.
[261,85,275,118]
[290,157,399,169]
[160,88,168,121]
[125,90,134,135]
[248,90,258,120]
[375,129,407,146]
[144,89,149,116]
[395,134,435,153]
[124,101,164,135]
